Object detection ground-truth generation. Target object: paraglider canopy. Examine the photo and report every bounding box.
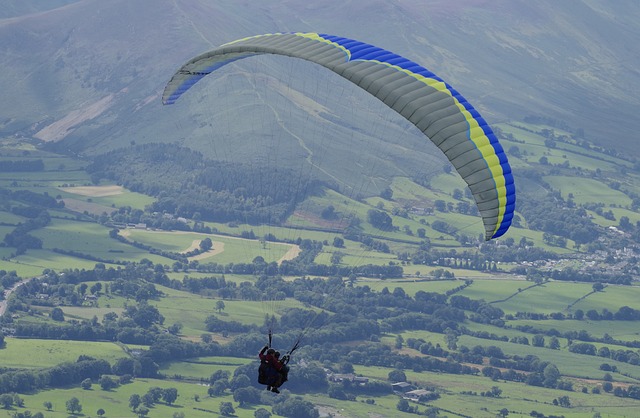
[163,32,515,240]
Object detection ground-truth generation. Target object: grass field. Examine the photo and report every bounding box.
[509,319,640,342]
[359,278,461,295]
[544,176,632,207]
[154,285,309,337]
[160,356,253,380]
[1,338,129,369]
[5,249,121,276]
[487,281,594,314]
[65,283,309,338]
[457,278,531,304]
[355,363,640,417]
[456,334,640,382]
[121,229,293,265]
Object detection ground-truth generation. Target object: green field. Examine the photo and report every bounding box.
[544,176,632,207]
[509,319,640,342]
[457,278,531,304]
[160,356,253,380]
[121,229,293,265]
[487,281,594,314]
[359,278,461,295]
[355,363,640,417]
[5,249,120,276]
[1,338,129,369]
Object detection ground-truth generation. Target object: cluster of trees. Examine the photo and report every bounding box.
[88,143,327,225]
[518,194,599,244]
[128,386,179,411]
[2,209,49,254]
[0,188,66,255]
[0,357,111,393]
[0,270,21,296]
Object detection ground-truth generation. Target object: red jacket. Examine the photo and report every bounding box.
[259,348,282,371]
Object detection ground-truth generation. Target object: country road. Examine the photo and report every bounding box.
[0,278,31,317]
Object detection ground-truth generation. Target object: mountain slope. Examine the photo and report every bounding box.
[1,0,639,166]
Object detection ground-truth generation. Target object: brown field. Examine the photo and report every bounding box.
[60,185,124,197]
[62,198,117,216]
[278,244,301,263]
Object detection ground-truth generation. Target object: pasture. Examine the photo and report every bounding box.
[457,278,532,304]
[15,378,268,418]
[354,363,640,418]
[120,229,293,265]
[1,338,129,369]
[486,281,595,314]
[456,334,640,382]
[8,249,119,276]
[544,176,632,207]
[58,184,156,210]
[359,277,461,295]
[160,356,252,380]
[509,319,640,342]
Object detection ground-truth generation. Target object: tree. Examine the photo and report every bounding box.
[147,386,164,403]
[367,209,393,230]
[230,373,251,391]
[220,401,235,416]
[332,236,344,248]
[162,387,179,405]
[124,301,164,328]
[97,408,106,417]
[168,322,183,335]
[216,300,226,313]
[209,370,231,384]
[397,399,411,412]
[81,378,92,390]
[255,408,272,418]
[272,398,319,418]
[388,369,406,382]
[90,282,102,294]
[129,394,141,410]
[209,380,227,396]
[548,336,560,349]
[557,395,571,407]
[0,394,13,409]
[137,406,150,417]
[173,413,186,418]
[234,386,258,406]
[99,375,117,390]
[43,401,53,411]
[200,237,213,251]
[543,364,560,387]
[12,394,23,408]
[499,408,509,417]
[66,397,82,414]
[321,205,337,219]
[532,334,545,347]
[51,307,65,321]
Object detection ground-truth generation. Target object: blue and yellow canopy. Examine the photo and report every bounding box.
[163,32,515,239]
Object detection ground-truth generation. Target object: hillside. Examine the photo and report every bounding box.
[1,0,639,165]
